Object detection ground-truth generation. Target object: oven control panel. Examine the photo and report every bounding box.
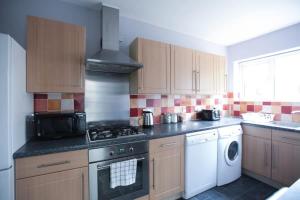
[89,141,149,163]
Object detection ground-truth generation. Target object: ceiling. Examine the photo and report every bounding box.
[62,0,300,46]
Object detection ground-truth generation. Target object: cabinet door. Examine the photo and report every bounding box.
[198,52,215,94]
[16,167,88,200]
[272,141,300,186]
[171,45,195,95]
[214,55,227,94]
[27,16,85,93]
[243,135,271,178]
[149,136,184,200]
[130,38,170,94]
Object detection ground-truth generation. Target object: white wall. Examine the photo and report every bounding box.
[227,22,300,91]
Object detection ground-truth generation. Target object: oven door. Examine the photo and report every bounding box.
[89,153,149,200]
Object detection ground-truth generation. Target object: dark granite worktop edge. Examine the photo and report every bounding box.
[14,118,300,159]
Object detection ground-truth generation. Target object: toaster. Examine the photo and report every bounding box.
[198,109,221,121]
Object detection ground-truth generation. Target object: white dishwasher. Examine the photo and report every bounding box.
[183,129,218,199]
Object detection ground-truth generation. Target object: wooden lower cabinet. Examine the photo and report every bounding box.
[149,135,184,200]
[135,195,149,200]
[16,167,88,200]
[271,130,300,186]
[242,134,271,178]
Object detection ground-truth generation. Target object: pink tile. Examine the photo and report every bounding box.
[168,107,175,113]
[292,106,300,111]
[254,105,263,112]
[214,99,219,105]
[34,93,48,99]
[174,99,181,106]
[274,114,281,121]
[154,116,161,124]
[34,99,47,112]
[223,104,229,110]
[138,95,146,99]
[146,99,154,107]
[161,107,168,114]
[196,99,202,105]
[186,106,195,113]
[234,101,240,105]
[227,92,234,98]
[271,102,281,106]
[247,105,254,112]
[282,106,292,114]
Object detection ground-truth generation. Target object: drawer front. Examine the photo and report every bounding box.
[150,135,184,154]
[16,150,88,179]
[272,129,300,145]
[242,124,271,139]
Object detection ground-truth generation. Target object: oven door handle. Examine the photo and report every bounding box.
[97,157,145,170]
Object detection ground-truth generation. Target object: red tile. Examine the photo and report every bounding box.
[254,105,263,112]
[161,95,168,98]
[174,99,181,106]
[247,105,254,112]
[34,93,48,99]
[130,95,138,99]
[196,99,202,105]
[137,95,146,99]
[130,108,138,117]
[263,102,271,105]
[186,106,195,113]
[74,93,84,112]
[223,104,229,110]
[233,111,240,117]
[34,99,47,112]
[234,101,240,105]
[161,107,168,114]
[274,114,281,121]
[168,107,175,113]
[282,106,292,114]
[214,99,219,105]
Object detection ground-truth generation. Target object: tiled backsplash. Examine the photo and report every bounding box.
[232,101,300,121]
[129,93,233,126]
[34,93,84,113]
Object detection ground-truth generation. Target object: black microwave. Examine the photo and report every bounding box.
[197,109,221,121]
[33,112,86,139]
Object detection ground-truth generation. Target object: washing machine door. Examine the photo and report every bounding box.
[224,140,240,166]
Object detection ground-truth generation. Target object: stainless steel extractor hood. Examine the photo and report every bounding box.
[86,5,143,73]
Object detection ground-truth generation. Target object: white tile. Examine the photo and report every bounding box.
[61,99,74,111]
[233,104,240,111]
[137,99,146,108]
[48,93,61,99]
[262,105,272,113]
[281,114,292,122]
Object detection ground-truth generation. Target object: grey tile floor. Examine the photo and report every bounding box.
[180,175,277,200]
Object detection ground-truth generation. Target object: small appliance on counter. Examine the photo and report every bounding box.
[33,112,86,139]
[197,108,221,121]
[142,109,154,127]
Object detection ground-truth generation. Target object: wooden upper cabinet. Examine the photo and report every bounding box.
[129,38,170,94]
[214,55,227,94]
[197,51,227,95]
[197,52,215,94]
[171,45,195,95]
[27,16,86,93]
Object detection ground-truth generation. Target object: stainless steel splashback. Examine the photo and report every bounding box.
[85,70,129,122]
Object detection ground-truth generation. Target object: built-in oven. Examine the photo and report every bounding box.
[89,141,149,200]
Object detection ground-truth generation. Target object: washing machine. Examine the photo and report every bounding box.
[217,125,243,186]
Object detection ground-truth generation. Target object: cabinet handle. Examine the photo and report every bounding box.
[160,142,177,148]
[192,70,196,91]
[82,171,85,200]
[152,158,155,190]
[264,143,268,167]
[37,160,70,168]
[272,144,276,170]
[197,71,200,92]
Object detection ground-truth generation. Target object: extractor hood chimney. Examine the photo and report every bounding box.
[86,5,143,73]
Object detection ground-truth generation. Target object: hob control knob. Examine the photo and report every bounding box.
[129,147,134,152]
[110,151,114,156]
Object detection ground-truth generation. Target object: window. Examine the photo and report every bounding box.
[237,49,300,102]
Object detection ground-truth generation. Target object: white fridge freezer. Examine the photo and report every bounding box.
[0,33,33,200]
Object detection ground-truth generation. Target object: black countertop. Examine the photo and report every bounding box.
[14,117,300,159]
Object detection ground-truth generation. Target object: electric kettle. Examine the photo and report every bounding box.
[142,109,154,127]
